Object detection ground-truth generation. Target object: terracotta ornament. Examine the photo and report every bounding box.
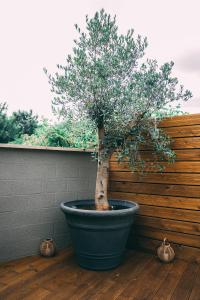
[157,238,175,263]
[40,238,56,257]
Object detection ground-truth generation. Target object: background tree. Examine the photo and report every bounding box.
[0,104,39,143]
[0,102,17,142]
[13,116,97,149]
[11,109,38,136]
[45,9,192,210]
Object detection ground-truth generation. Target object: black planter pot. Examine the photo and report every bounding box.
[60,199,139,270]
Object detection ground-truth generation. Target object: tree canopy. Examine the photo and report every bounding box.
[45,9,192,168]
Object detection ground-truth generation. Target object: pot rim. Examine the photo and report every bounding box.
[60,199,139,217]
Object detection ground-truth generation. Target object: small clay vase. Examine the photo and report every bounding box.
[40,238,56,257]
[157,238,175,263]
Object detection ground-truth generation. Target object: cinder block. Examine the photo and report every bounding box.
[67,178,89,192]
[0,181,12,196]
[46,179,68,193]
[0,148,97,262]
[88,177,96,190]
[12,179,42,195]
[0,223,54,243]
[56,162,79,178]
[0,207,65,227]
[79,162,97,177]
[77,191,95,200]
[0,238,42,262]
[0,163,56,180]
[0,194,56,212]
[20,150,59,164]
[46,164,57,178]
[0,195,27,212]
[27,193,55,210]
[0,150,24,163]
[55,191,76,206]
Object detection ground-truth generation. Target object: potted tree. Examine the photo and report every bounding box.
[45,10,191,270]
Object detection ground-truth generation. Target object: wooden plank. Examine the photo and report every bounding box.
[70,268,109,300]
[172,137,200,149]
[20,287,51,300]
[163,125,200,138]
[135,215,200,236]
[0,248,198,299]
[152,259,188,300]
[173,149,200,161]
[70,270,112,299]
[109,181,200,198]
[25,258,87,299]
[109,192,200,210]
[111,149,200,162]
[80,252,151,300]
[134,236,200,263]
[189,265,200,300]
[110,171,200,185]
[112,150,200,162]
[41,268,92,294]
[136,226,200,248]
[159,114,200,128]
[43,283,78,300]
[38,264,91,300]
[0,269,38,294]
[117,257,173,299]
[0,248,73,296]
[110,114,200,257]
[138,137,200,150]
[0,270,19,286]
[138,204,200,223]
[110,161,200,173]
[171,262,199,300]
[93,252,152,300]
[70,253,138,300]
[0,257,41,275]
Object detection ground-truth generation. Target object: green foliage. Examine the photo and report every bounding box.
[0,102,18,143]
[47,123,71,147]
[45,9,192,169]
[0,102,11,143]
[15,117,97,149]
[0,103,39,143]
[12,118,49,146]
[0,102,96,148]
[11,110,38,136]
[154,104,187,118]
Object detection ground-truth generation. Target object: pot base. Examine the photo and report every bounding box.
[61,199,139,270]
[77,252,124,270]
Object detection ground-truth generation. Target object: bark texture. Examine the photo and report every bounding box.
[95,127,110,210]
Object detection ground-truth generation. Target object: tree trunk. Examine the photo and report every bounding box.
[95,127,110,210]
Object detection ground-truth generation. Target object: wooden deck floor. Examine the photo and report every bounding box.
[0,248,199,300]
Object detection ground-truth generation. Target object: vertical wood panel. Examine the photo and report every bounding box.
[109,114,200,262]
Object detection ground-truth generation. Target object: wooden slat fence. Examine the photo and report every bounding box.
[109,113,200,263]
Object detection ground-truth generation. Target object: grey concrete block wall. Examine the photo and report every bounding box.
[0,146,97,262]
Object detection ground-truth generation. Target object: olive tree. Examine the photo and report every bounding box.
[45,9,192,210]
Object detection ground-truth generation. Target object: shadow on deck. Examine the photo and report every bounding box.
[0,248,199,300]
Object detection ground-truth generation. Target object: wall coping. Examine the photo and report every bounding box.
[0,143,94,153]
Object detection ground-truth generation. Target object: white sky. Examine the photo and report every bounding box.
[0,0,200,119]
